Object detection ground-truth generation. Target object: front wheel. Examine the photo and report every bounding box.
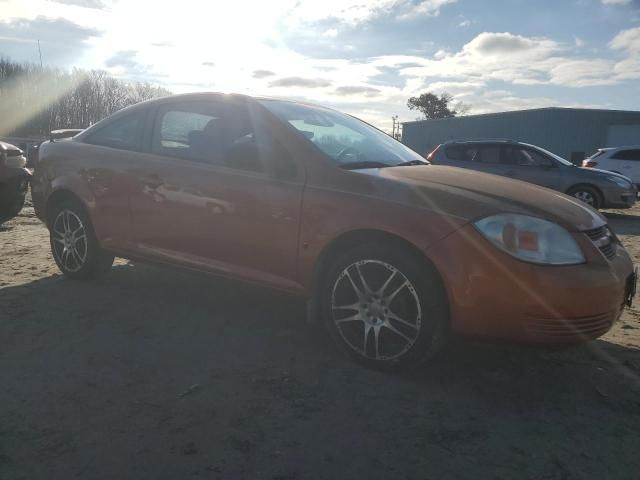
[49,201,114,279]
[0,192,26,220]
[321,244,449,369]
[567,185,601,209]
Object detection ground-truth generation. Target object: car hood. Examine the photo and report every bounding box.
[578,166,632,183]
[365,165,605,231]
[0,141,21,154]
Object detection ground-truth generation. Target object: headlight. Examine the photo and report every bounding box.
[607,175,632,189]
[474,214,585,265]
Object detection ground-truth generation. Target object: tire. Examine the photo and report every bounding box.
[9,194,26,217]
[567,185,602,209]
[0,193,25,220]
[49,200,114,280]
[320,243,449,369]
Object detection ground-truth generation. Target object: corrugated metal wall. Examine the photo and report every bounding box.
[402,108,640,161]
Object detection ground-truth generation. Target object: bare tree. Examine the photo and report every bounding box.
[0,57,171,137]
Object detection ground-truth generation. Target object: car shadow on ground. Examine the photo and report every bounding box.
[2,263,640,479]
[2,262,639,384]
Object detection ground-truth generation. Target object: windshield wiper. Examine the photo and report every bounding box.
[394,159,429,166]
[340,161,392,170]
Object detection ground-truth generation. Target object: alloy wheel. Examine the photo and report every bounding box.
[51,209,88,273]
[573,190,595,206]
[331,260,422,361]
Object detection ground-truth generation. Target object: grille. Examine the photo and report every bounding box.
[525,312,613,338]
[584,225,616,260]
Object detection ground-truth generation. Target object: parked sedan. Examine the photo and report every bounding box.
[0,141,31,222]
[427,140,637,209]
[583,146,640,185]
[31,93,635,368]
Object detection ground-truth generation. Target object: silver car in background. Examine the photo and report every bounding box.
[427,140,637,209]
[0,141,31,221]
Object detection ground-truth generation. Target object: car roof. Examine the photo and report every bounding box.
[603,145,640,150]
[443,139,530,147]
[117,92,326,113]
[73,92,343,142]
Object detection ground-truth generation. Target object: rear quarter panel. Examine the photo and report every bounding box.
[32,140,130,245]
[32,140,97,224]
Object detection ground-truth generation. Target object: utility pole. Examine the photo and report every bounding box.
[391,115,399,139]
[37,40,43,68]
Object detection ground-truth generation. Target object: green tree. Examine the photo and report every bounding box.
[407,92,469,120]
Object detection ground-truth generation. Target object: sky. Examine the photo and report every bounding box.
[0,0,639,131]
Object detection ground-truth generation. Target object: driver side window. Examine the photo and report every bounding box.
[506,147,554,167]
[152,101,264,172]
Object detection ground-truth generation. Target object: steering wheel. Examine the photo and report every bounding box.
[335,146,359,163]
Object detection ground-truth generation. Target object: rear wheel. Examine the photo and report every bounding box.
[49,200,114,279]
[321,243,448,369]
[568,185,601,209]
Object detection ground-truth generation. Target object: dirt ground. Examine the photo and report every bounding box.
[1,198,640,480]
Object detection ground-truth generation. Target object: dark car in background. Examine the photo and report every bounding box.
[427,140,637,209]
[0,141,31,222]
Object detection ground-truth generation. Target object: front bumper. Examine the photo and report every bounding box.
[603,186,637,209]
[426,224,634,346]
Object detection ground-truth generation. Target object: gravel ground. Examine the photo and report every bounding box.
[1,199,639,480]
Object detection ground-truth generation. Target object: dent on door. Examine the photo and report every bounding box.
[129,158,304,291]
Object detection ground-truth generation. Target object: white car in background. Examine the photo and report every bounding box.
[583,146,640,185]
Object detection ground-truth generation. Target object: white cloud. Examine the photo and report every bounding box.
[0,1,638,129]
[287,0,457,26]
[394,30,640,88]
[49,0,108,8]
[458,19,471,27]
[397,0,458,20]
[601,0,631,5]
[334,85,381,97]
[269,77,331,88]
[610,26,640,52]
[463,32,559,57]
[610,27,640,80]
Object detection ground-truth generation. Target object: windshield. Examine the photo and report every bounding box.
[532,145,575,166]
[259,100,424,168]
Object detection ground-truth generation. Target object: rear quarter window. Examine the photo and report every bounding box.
[612,149,640,161]
[84,110,147,151]
[445,145,479,162]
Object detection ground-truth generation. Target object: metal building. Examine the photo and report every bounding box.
[402,107,640,164]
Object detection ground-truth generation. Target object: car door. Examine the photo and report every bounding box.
[610,149,640,184]
[502,145,564,191]
[127,98,305,289]
[443,143,508,176]
[79,107,151,249]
